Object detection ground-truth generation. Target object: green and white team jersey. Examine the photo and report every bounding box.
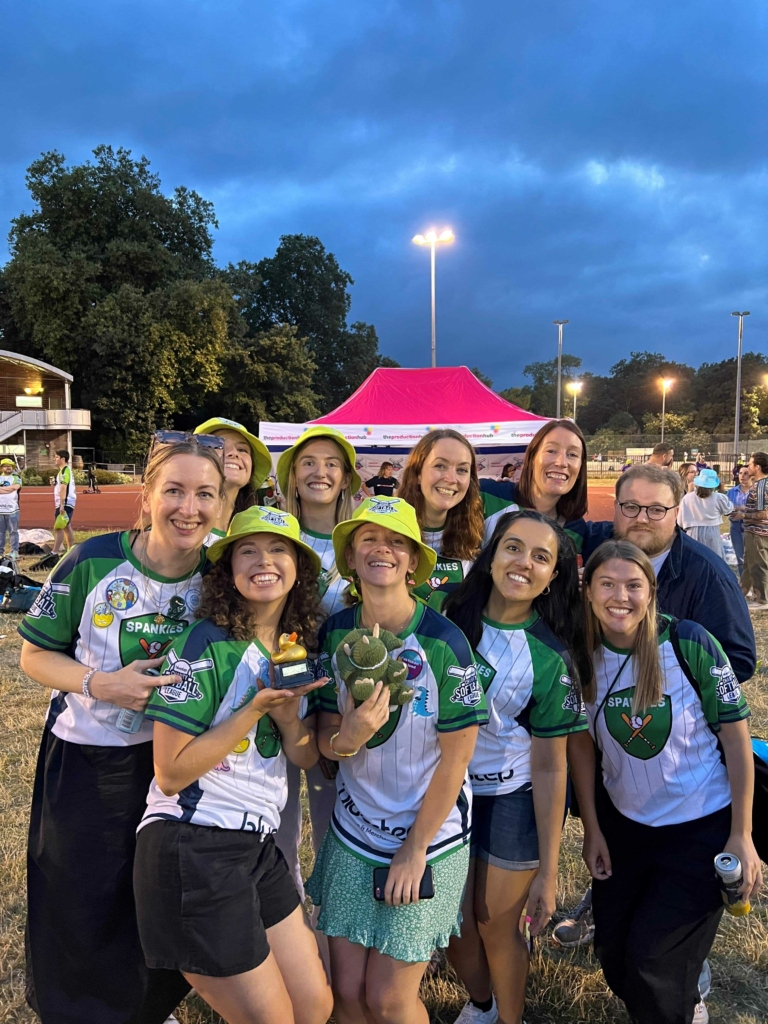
[18,532,207,747]
[0,472,21,514]
[416,492,518,610]
[140,621,289,835]
[316,602,488,864]
[588,616,750,827]
[203,526,227,548]
[302,527,347,618]
[469,612,587,796]
[55,465,77,507]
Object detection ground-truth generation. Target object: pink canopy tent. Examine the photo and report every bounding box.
[260,366,546,449]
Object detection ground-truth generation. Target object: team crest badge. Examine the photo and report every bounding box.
[119,614,188,665]
[368,498,400,515]
[604,688,671,760]
[474,653,497,693]
[28,579,70,620]
[157,649,213,704]
[711,664,741,705]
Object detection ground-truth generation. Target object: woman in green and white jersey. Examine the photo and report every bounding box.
[274,424,363,893]
[19,438,225,1024]
[307,496,487,1023]
[569,539,763,1024]
[194,417,273,545]
[134,506,332,1024]
[398,428,517,611]
[443,509,590,1024]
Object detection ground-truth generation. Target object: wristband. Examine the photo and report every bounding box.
[82,668,98,699]
[329,731,359,758]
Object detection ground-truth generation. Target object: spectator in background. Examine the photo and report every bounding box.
[740,451,768,611]
[728,466,752,575]
[647,443,674,468]
[678,462,697,494]
[0,458,22,559]
[362,461,398,497]
[677,469,733,559]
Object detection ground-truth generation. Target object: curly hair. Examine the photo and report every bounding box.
[196,544,321,650]
[398,429,485,560]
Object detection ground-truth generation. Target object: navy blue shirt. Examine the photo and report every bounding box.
[577,522,756,683]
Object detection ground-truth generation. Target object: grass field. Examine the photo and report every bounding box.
[0,545,766,1023]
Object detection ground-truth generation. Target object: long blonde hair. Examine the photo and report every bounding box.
[283,438,354,526]
[136,440,226,531]
[582,540,663,715]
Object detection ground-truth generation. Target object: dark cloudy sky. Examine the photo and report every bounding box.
[1,0,765,389]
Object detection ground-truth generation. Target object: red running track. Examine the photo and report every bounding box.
[19,484,618,531]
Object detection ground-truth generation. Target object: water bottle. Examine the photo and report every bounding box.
[116,668,160,735]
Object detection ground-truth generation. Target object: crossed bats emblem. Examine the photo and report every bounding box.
[620,712,656,751]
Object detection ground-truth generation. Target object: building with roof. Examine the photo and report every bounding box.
[0,350,90,469]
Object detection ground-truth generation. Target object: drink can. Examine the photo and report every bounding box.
[714,852,751,916]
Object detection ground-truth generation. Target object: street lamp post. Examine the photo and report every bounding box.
[567,380,583,421]
[412,228,454,367]
[660,379,674,443]
[731,312,750,464]
[553,320,569,418]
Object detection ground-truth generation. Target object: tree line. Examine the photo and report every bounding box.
[0,146,396,457]
[497,350,768,440]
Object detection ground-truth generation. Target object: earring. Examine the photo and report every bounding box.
[542,585,551,596]
[407,577,416,587]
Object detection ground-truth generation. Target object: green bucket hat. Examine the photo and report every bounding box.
[0,458,15,467]
[276,426,362,497]
[332,497,437,588]
[195,418,273,491]
[207,506,322,574]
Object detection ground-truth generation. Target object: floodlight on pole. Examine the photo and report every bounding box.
[567,380,583,421]
[413,228,454,367]
[731,312,750,464]
[660,379,674,443]
[553,320,569,417]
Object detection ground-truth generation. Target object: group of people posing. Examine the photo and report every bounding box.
[18,415,763,1024]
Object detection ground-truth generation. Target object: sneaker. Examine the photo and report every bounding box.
[693,1000,709,1024]
[698,958,711,1000]
[552,885,594,948]
[453,995,498,1023]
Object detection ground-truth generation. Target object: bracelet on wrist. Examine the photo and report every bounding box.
[82,668,98,700]
[329,731,359,758]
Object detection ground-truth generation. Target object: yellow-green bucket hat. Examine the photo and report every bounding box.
[207,506,322,574]
[276,425,362,497]
[332,497,437,588]
[195,418,273,491]
[0,458,15,467]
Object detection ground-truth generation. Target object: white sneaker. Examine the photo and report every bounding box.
[693,1000,709,1024]
[453,995,498,1023]
[698,958,711,1000]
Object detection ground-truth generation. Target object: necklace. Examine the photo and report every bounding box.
[134,533,192,623]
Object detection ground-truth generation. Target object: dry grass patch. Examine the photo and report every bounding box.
[0,552,766,1022]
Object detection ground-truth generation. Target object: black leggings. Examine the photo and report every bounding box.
[592,798,730,1024]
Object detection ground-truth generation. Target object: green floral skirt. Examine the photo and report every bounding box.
[305,830,469,963]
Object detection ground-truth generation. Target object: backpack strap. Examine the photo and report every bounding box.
[667,617,725,760]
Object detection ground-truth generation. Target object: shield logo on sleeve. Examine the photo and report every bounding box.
[604,688,672,760]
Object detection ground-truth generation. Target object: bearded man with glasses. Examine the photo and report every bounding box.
[554,464,756,967]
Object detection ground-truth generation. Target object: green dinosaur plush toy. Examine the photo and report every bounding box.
[335,623,413,705]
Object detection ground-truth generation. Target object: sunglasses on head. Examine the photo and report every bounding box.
[150,430,225,456]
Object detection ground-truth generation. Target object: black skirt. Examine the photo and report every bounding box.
[26,728,189,1024]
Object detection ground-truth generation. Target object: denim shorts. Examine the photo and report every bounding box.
[470,785,539,870]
